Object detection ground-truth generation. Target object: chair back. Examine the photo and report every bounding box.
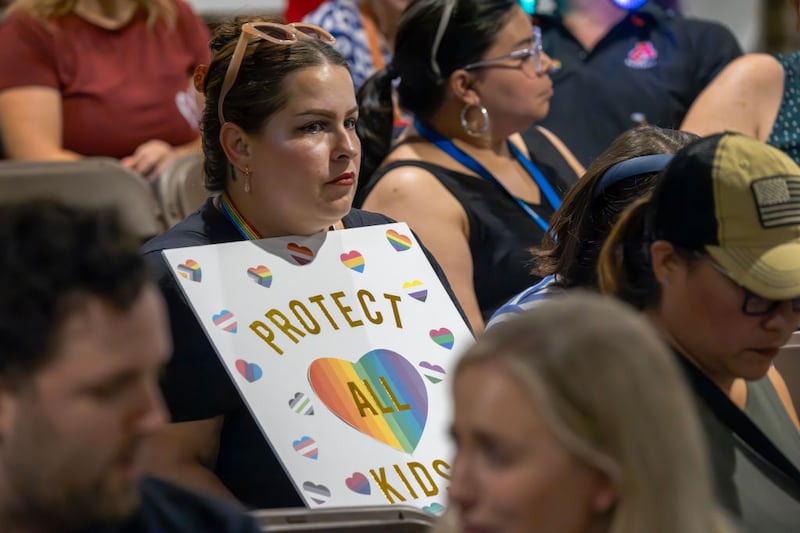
[158,151,209,228]
[250,505,436,532]
[0,158,165,240]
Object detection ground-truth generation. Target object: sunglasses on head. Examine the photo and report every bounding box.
[217,22,336,124]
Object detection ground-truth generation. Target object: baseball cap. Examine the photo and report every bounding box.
[645,132,800,300]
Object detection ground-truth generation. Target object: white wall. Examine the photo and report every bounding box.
[682,0,763,52]
[186,0,285,17]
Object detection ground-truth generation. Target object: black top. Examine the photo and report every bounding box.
[87,477,260,532]
[141,199,465,509]
[360,126,578,322]
[534,5,742,166]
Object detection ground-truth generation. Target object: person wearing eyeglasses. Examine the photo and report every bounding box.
[531,0,741,168]
[0,0,210,182]
[357,0,584,335]
[487,125,697,329]
[139,16,462,509]
[440,292,734,533]
[598,132,800,532]
[682,0,800,166]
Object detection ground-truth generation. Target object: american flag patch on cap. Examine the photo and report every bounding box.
[752,176,800,228]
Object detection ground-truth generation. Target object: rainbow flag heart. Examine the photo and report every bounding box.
[302,481,330,505]
[340,250,365,273]
[345,472,371,495]
[429,327,454,350]
[177,259,202,282]
[288,392,314,415]
[292,436,319,460]
[247,265,272,287]
[287,243,314,265]
[402,280,428,302]
[212,310,237,333]
[235,359,262,382]
[386,229,412,251]
[419,361,446,384]
[309,349,428,453]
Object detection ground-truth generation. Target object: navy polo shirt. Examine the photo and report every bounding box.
[533,6,742,167]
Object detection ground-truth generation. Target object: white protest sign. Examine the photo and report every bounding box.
[163,223,473,513]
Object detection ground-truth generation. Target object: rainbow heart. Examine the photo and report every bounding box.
[212,310,237,333]
[292,436,319,460]
[423,503,445,515]
[176,259,202,282]
[340,250,365,273]
[247,265,272,287]
[302,481,331,505]
[429,328,454,350]
[402,280,428,302]
[345,472,371,495]
[288,392,314,415]
[235,359,262,382]
[287,243,314,265]
[419,361,446,384]
[386,229,412,251]
[309,349,428,453]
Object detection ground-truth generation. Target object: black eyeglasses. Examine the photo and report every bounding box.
[698,253,800,316]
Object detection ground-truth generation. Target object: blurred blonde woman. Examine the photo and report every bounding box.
[443,292,733,533]
[0,0,210,181]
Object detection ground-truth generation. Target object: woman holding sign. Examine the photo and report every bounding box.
[141,17,461,508]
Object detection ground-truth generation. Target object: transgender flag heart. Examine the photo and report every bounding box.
[309,349,428,453]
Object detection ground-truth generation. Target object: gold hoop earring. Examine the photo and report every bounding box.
[460,103,490,137]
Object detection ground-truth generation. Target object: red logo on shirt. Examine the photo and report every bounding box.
[624,41,658,69]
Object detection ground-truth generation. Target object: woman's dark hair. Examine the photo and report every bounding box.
[202,17,350,191]
[356,0,517,195]
[532,126,698,289]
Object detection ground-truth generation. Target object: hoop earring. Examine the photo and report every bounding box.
[460,103,490,137]
[243,166,252,193]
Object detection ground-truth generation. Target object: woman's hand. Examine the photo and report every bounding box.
[121,139,180,182]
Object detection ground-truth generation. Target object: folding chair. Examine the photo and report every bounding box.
[0,158,165,240]
[158,151,209,228]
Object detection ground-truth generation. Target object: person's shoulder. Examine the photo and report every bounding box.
[343,208,396,227]
[140,199,217,256]
[132,477,261,533]
[0,6,53,35]
[485,275,564,330]
[720,53,784,88]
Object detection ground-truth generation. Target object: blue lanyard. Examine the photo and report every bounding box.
[413,120,561,231]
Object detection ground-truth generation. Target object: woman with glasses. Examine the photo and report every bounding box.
[598,132,800,531]
[0,0,210,182]
[140,16,459,509]
[441,292,733,533]
[357,0,584,334]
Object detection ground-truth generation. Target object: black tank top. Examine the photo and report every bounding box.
[360,127,579,321]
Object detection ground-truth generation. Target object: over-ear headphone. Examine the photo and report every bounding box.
[519,0,648,14]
